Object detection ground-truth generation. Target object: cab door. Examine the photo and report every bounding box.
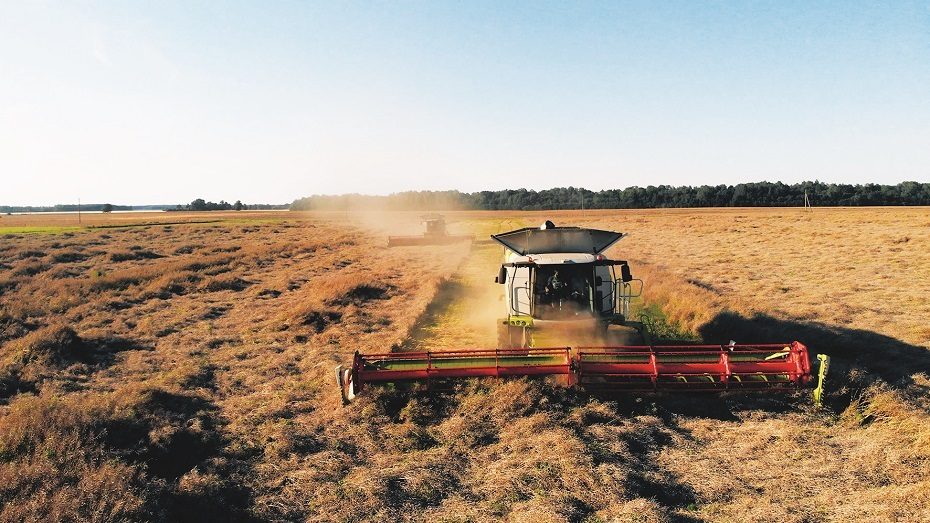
[594,265,614,315]
[507,266,532,317]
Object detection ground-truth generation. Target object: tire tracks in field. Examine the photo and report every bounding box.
[397,238,502,352]
[391,218,529,353]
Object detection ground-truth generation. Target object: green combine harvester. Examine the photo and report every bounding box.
[338,222,829,405]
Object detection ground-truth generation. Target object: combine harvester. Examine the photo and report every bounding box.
[338,222,829,404]
[387,214,473,247]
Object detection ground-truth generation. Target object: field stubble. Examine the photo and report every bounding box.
[0,208,927,522]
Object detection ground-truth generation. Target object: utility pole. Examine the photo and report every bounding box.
[78,198,81,224]
[804,190,811,210]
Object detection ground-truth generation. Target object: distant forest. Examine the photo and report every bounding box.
[0,204,158,213]
[169,199,288,212]
[1,200,288,213]
[291,181,930,211]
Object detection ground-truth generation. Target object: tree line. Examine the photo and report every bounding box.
[170,199,288,211]
[0,200,288,213]
[291,181,930,211]
[0,203,138,213]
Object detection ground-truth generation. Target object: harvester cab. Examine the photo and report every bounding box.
[491,221,643,348]
[422,214,448,237]
[337,221,830,406]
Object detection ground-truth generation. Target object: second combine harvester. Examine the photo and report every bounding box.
[338,222,828,404]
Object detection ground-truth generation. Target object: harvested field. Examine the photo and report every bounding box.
[1,208,928,522]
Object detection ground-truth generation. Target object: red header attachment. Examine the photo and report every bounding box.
[337,342,813,403]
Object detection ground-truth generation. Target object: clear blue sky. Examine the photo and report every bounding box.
[1,1,928,205]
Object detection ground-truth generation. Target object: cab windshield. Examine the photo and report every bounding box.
[533,264,593,320]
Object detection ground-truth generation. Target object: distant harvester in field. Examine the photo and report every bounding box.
[386,214,473,246]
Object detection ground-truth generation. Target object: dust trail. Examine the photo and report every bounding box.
[343,210,424,237]
[308,198,475,241]
[400,231,502,350]
[395,217,551,351]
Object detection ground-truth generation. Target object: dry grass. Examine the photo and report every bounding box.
[0,213,465,521]
[0,210,293,230]
[1,207,928,522]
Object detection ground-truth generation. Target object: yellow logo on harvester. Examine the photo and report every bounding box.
[507,315,534,327]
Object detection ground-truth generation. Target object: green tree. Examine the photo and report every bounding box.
[101,203,113,213]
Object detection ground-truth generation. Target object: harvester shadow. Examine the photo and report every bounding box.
[598,392,799,422]
[552,311,930,521]
[698,311,930,410]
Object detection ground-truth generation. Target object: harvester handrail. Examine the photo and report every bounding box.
[587,370,796,376]
[358,347,572,359]
[577,343,802,354]
[577,343,797,350]
[578,350,794,356]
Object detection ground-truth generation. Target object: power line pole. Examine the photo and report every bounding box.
[78,198,81,224]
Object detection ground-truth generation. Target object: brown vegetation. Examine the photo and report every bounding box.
[1,208,928,522]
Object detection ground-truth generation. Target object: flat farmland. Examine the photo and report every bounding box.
[1,208,928,522]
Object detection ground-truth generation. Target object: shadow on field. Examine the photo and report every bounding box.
[699,311,930,409]
[82,335,151,365]
[98,386,258,521]
[572,395,705,521]
[142,391,258,522]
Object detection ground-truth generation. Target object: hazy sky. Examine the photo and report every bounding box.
[2,1,929,205]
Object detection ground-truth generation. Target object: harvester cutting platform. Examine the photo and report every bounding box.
[338,222,829,404]
[387,214,473,247]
